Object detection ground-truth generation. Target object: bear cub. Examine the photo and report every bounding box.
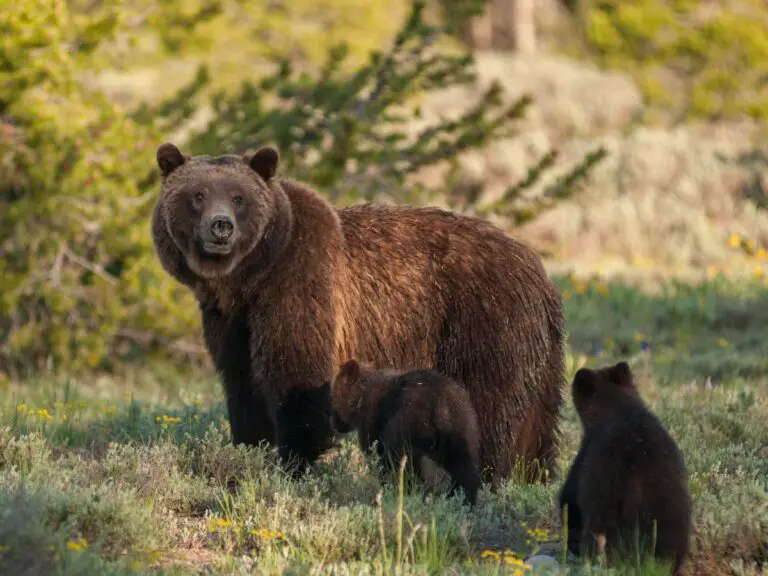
[330,360,482,505]
[558,361,692,575]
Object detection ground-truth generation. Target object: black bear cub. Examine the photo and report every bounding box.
[330,359,482,505]
[558,361,692,575]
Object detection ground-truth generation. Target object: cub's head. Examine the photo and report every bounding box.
[329,359,370,433]
[155,142,281,279]
[571,361,640,429]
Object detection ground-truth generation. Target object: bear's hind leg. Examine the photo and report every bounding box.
[438,434,481,506]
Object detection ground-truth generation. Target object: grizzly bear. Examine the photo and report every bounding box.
[151,142,565,482]
[558,361,692,575]
[330,359,482,505]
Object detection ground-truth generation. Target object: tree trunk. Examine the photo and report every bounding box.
[462,2,494,50]
[463,0,537,54]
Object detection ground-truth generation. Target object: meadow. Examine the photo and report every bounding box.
[0,274,765,576]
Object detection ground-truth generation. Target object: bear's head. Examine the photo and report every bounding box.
[155,142,282,279]
[571,361,640,430]
[329,358,369,433]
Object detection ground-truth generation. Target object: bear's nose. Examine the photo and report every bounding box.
[210,215,234,240]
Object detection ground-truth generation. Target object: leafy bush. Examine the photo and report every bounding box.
[0,0,604,376]
[581,0,768,123]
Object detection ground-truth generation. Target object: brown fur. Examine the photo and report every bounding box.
[151,142,565,483]
[558,361,692,575]
[330,360,482,505]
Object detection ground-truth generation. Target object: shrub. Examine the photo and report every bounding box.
[581,0,768,123]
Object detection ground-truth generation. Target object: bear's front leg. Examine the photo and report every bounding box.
[273,381,335,477]
[250,312,336,478]
[202,303,275,446]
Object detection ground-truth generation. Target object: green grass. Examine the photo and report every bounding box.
[0,276,766,575]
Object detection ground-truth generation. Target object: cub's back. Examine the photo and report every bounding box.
[373,370,477,436]
[583,400,690,525]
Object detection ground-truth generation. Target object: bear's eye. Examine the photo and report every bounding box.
[194,192,204,202]
[232,195,243,207]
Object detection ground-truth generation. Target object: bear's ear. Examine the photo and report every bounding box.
[157,143,187,177]
[608,361,634,389]
[245,146,279,181]
[572,368,596,399]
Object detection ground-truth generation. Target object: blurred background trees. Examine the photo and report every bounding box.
[2,0,767,377]
[0,0,604,376]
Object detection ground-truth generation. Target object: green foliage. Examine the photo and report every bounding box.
[188,2,605,207]
[582,0,768,122]
[0,0,603,376]
[0,0,205,375]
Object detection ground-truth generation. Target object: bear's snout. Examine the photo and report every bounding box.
[210,214,234,240]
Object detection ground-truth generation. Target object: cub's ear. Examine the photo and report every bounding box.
[608,361,634,389]
[334,359,361,387]
[157,143,187,177]
[572,367,596,399]
[245,146,279,181]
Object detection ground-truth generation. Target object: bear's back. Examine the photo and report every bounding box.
[332,202,560,372]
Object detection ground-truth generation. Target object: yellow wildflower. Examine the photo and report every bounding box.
[755,266,764,279]
[596,281,609,295]
[16,404,27,412]
[249,528,287,541]
[36,409,53,421]
[503,555,525,566]
[480,549,501,561]
[718,338,729,348]
[729,233,741,247]
[757,248,766,261]
[706,265,718,279]
[746,239,756,252]
[66,538,88,552]
[527,527,550,541]
[633,331,646,342]
[207,518,233,532]
[0,544,8,553]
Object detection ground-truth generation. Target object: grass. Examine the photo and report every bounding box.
[0,275,766,575]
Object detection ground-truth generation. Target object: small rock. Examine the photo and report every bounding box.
[526,554,560,573]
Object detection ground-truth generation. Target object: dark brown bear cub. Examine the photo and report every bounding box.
[331,359,482,505]
[558,361,692,575]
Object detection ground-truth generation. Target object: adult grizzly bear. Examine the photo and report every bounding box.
[330,360,482,505]
[151,142,565,484]
[558,361,692,574]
